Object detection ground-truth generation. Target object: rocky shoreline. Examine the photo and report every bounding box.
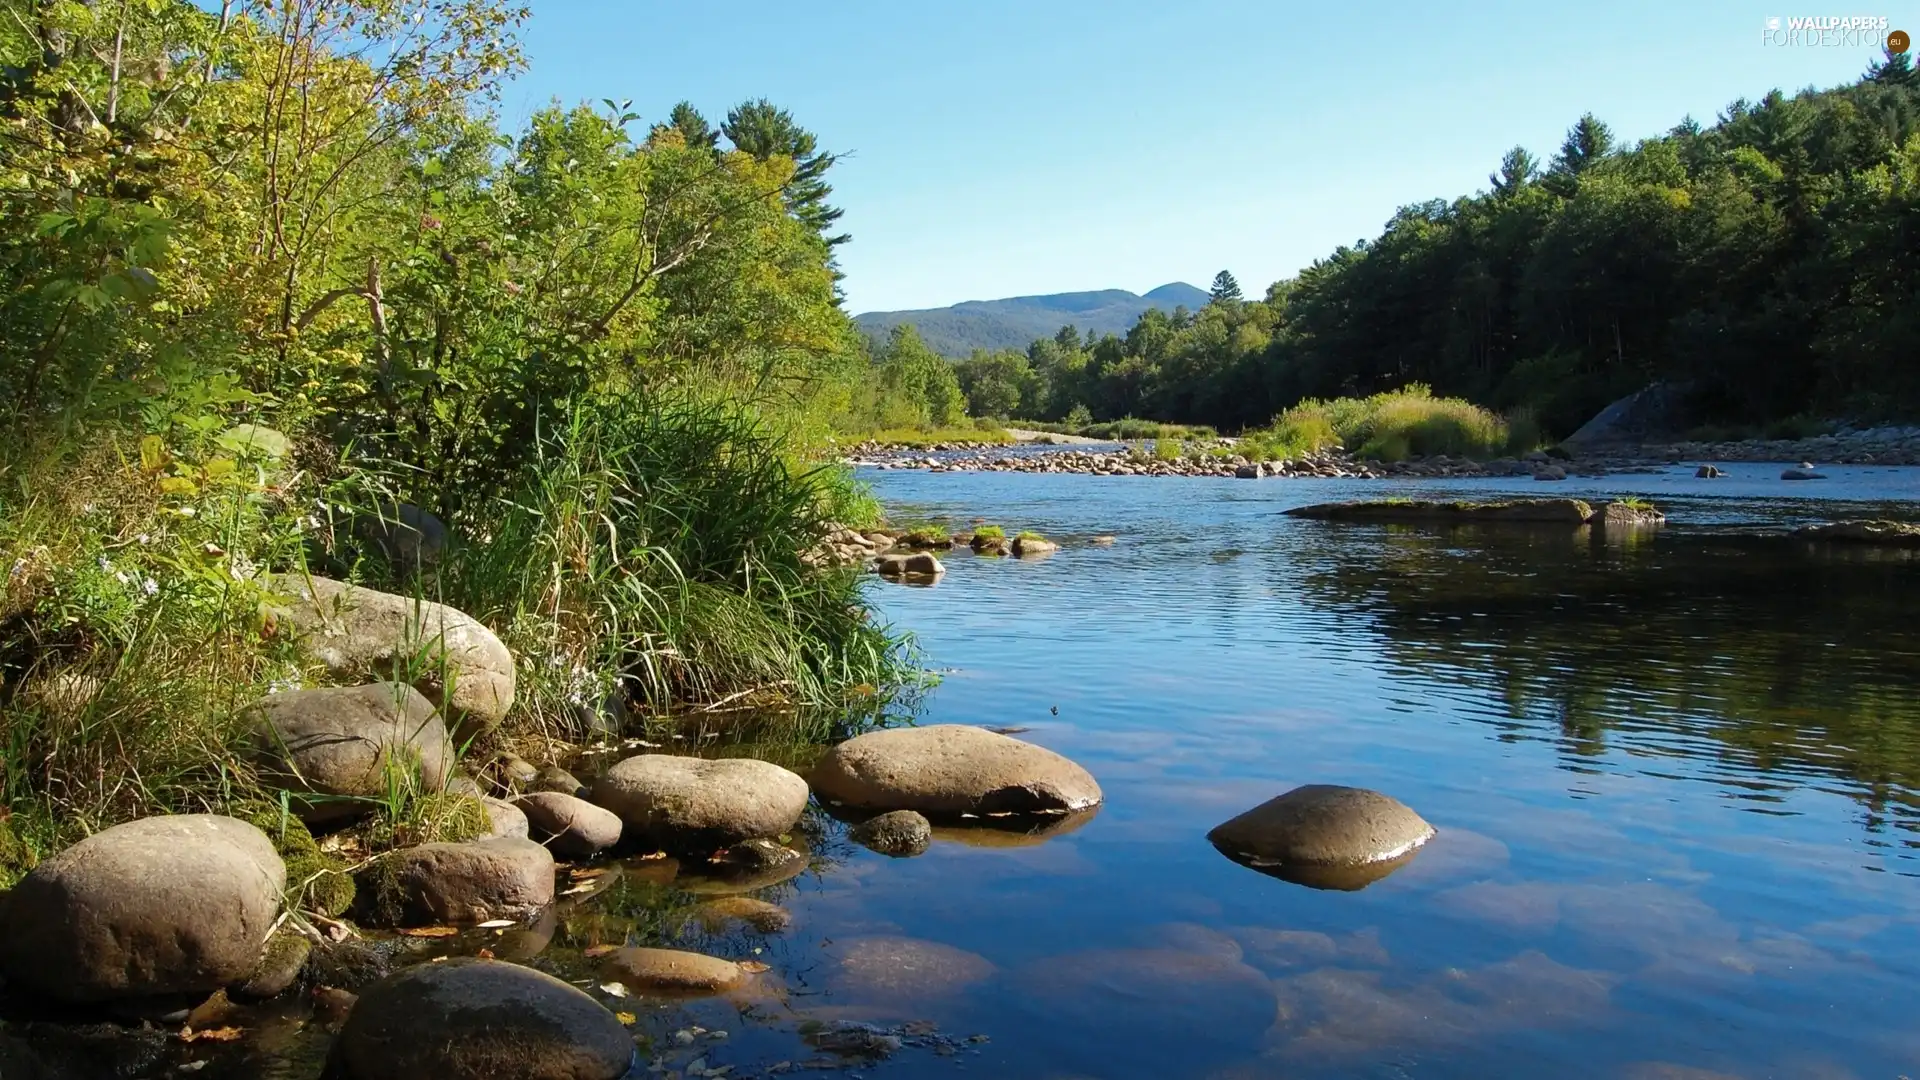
[843,424,1920,480]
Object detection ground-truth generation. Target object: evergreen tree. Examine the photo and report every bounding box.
[722,98,848,249]
[1543,113,1615,195]
[667,101,719,149]
[1490,146,1538,198]
[1209,270,1243,304]
[1868,47,1916,88]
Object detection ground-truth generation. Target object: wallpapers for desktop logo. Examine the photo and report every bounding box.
[1761,14,1907,48]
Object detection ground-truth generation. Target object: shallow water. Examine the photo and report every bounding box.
[21,463,1920,1079]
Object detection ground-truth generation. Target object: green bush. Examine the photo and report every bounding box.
[1241,386,1511,462]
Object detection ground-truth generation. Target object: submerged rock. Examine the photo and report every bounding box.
[693,896,793,934]
[514,792,624,857]
[680,838,809,895]
[811,724,1103,816]
[590,755,809,852]
[387,837,555,924]
[249,682,455,823]
[833,935,995,1001]
[849,810,934,857]
[1793,519,1920,547]
[274,575,515,730]
[602,947,746,997]
[1781,463,1827,480]
[0,815,286,1002]
[1207,785,1435,891]
[1284,499,1593,525]
[322,957,635,1080]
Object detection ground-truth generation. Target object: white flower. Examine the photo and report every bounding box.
[97,555,113,572]
[141,578,158,596]
[136,533,151,545]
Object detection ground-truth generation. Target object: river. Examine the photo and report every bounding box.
[39,461,1920,1079]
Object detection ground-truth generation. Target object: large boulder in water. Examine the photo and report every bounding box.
[0,815,285,1002]
[1561,381,1694,448]
[1208,785,1434,891]
[249,682,456,823]
[601,947,748,998]
[810,725,1102,816]
[322,957,635,1080]
[387,838,555,924]
[273,575,514,730]
[589,755,809,851]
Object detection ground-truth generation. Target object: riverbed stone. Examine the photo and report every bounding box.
[0,814,286,1002]
[1695,465,1725,478]
[530,764,588,798]
[514,792,624,857]
[1208,785,1435,889]
[834,936,995,1001]
[683,839,809,895]
[811,724,1103,816]
[876,552,945,579]
[1284,499,1594,525]
[969,532,1010,556]
[348,502,448,573]
[1011,534,1059,557]
[590,754,809,851]
[322,957,635,1080]
[274,574,515,730]
[1598,501,1666,530]
[387,837,555,924]
[481,796,530,839]
[602,947,746,997]
[249,682,455,823]
[849,810,934,857]
[230,931,312,1001]
[693,897,793,934]
[1794,519,1920,546]
[1781,463,1827,480]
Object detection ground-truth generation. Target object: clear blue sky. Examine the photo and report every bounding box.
[503,0,1905,315]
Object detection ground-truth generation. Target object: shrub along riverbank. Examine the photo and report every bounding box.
[0,2,923,884]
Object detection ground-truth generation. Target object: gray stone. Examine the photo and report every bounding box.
[590,755,809,851]
[0,815,286,1002]
[388,838,555,924]
[349,503,448,572]
[529,764,588,798]
[1011,534,1059,557]
[875,552,944,579]
[811,725,1103,816]
[849,810,933,857]
[1694,464,1725,478]
[322,957,635,1080]
[250,683,455,823]
[480,796,529,839]
[1781,464,1828,480]
[514,792,624,857]
[1208,785,1434,891]
[274,575,514,730]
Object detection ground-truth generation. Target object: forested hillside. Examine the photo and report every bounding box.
[953,56,1920,437]
[853,282,1207,357]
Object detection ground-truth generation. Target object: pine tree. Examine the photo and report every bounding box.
[667,101,719,150]
[1209,270,1243,304]
[1543,113,1614,196]
[1868,47,1916,88]
[722,98,848,249]
[1490,146,1538,198]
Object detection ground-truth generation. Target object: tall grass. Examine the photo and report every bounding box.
[1240,385,1518,462]
[444,392,920,742]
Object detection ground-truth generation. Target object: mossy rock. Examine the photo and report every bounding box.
[354,793,493,926]
[234,800,356,917]
[0,816,39,889]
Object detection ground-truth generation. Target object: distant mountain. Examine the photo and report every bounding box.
[853,282,1211,358]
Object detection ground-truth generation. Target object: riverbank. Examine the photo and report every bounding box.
[847,423,1920,480]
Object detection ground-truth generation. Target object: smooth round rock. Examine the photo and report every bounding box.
[514,792,624,857]
[322,957,635,1080]
[810,725,1102,816]
[692,897,792,934]
[230,931,312,1001]
[389,838,555,924]
[590,755,809,851]
[1207,785,1435,881]
[834,936,995,1001]
[849,810,933,857]
[530,764,589,798]
[0,815,286,1002]
[480,796,530,840]
[249,683,455,823]
[603,947,745,997]
[276,575,515,730]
